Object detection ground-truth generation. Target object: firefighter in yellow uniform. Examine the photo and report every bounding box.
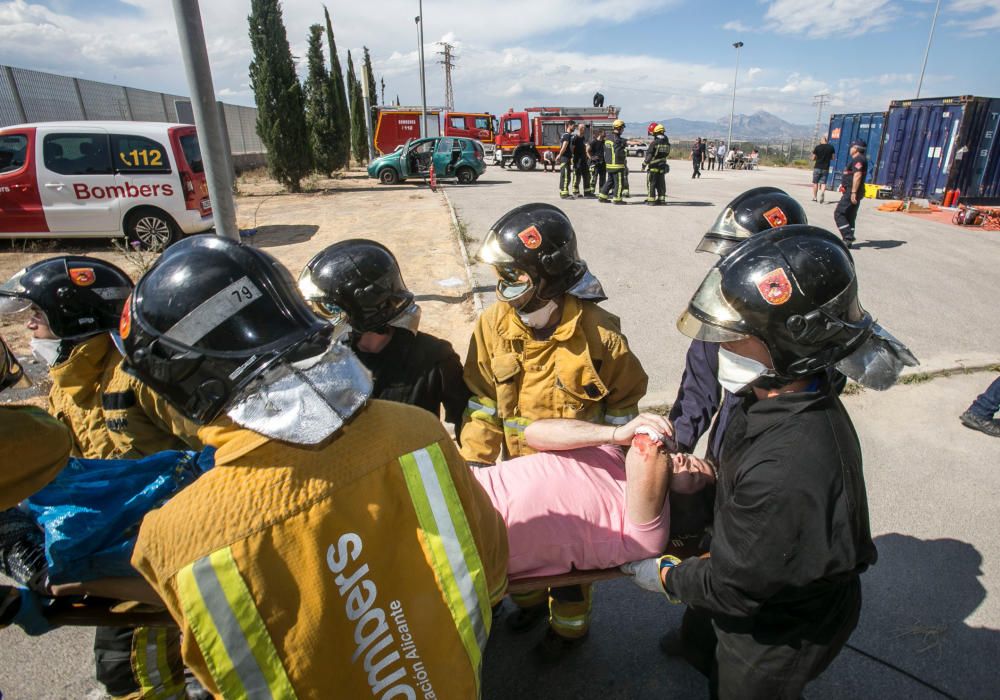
[120,235,508,697]
[0,256,195,700]
[599,119,628,204]
[644,123,671,205]
[461,203,648,660]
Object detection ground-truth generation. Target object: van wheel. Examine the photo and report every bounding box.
[517,153,537,171]
[379,168,399,185]
[126,208,177,250]
[456,166,476,184]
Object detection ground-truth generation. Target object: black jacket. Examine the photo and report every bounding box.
[354,329,469,429]
[666,387,877,642]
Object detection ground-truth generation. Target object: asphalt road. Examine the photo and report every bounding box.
[3,161,999,699]
[447,159,1000,406]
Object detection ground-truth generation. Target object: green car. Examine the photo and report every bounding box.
[368,137,486,185]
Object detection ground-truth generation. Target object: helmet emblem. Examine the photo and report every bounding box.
[517,225,543,249]
[69,267,96,286]
[762,207,787,228]
[119,295,132,339]
[757,268,793,306]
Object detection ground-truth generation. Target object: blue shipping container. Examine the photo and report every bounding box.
[875,95,1000,203]
[826,112,884,190]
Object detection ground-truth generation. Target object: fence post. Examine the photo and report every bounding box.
[4,66,27,123]
[72,78,88,120]
[123,89,135,120]
[216,101,237,180]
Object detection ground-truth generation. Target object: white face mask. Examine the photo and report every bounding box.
[30,337,63,367]
[517,299,559,329]
[717,347,771,395]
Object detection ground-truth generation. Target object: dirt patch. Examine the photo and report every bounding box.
[0,169,476,405]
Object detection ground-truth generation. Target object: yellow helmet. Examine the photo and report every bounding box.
[612,119,625,130]
[653,123,665,134]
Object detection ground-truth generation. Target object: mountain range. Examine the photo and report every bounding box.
[624,110,814,141]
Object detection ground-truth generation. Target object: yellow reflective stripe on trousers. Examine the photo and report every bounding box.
[465,396,500,425]
[502,416,531,437]
[399,443,491,690]
[133,627,185,700]
[177,547,298,700]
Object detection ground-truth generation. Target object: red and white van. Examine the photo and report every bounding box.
[0,121,214,248]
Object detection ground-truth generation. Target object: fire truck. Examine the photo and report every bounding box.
[372,108,496,159]
[493,106,621,170]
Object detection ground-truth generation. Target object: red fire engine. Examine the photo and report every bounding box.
[493,106,621,170]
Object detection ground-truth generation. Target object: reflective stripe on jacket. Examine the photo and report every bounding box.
[604,135,627,170]
[132,400,509,699]
[459,297,648,464]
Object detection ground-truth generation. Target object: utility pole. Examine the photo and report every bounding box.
[916,0,941,98]
[727,41,743,153]
[437,41,457,111]
[170,0,239,241]
[812,93,830,143]
[414,2,427,137]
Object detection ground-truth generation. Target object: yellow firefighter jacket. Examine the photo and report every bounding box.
[459,296,648,464]
[0,405,72,509]
[132,399,509,700]
[46,333,196,460]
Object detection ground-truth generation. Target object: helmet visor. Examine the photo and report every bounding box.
[0,268,31,314]
[695,234,740,256]
[495,264,535,306]
[0,335,31,392]
[477,230,516,266]
[676,267,750,343]
[705,207,753,243]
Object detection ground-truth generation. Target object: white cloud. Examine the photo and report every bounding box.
[699,81,729,94]
[747,67,762,82]
[722,20,752,31]
[946,0,1000,30]
[763,0,899,37]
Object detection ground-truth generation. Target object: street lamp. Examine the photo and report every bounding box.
[415,1,428,138]
[726,41,743,154]
[916,0,941,98]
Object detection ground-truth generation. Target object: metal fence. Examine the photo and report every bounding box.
[0,64,264,156]
[666,139,820,164]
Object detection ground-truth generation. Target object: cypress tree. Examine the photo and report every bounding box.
[323,5,351,170]
[347,51,368,165]
[363,47,378,107]
[304,24,337,176]
[248,0,310,192]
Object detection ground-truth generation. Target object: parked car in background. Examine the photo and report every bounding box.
[0,121,212,248]
[367,136,486,185]
[626,140,649,158]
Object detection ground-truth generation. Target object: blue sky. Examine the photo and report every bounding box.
[1,0,998,125]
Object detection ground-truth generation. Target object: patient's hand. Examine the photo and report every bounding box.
[669,454,716,495]
[612,413,674,447]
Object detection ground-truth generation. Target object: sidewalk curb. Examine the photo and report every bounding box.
[442,187,485,314]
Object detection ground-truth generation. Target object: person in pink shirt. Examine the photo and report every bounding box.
[472,414,715,579]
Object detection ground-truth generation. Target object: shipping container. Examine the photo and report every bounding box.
[825,112,885,190]
[875,95,1000,204]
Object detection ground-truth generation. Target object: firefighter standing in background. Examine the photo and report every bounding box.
[572,123,593,197]
[589,128,607,193]
[599,119,628,204]
[643,123,671,205]
[557,119,576,199]
[0,256,199,700]
[299,239,469,430]
[834,139,867,249]
[123,235,508,697]
[461,203,647,660]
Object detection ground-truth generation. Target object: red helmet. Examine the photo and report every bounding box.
[647,122,658,135]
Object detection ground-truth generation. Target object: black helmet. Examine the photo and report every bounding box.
[298,239,414,332]
[697,187,808,256]
[0,256,132,338]
[678,225,873,383]
[0,334,30,393]
[122,236,332,424]
[476,203,586,307]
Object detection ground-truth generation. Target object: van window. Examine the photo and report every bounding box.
[0,134,28,174]
[449,116,466,130]
[43,133,112,175]
[505,118,523,133]
[178,134,203,173]
[112,134,171,173]
[475,117,490,131]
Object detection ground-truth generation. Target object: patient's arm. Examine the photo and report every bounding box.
[525,413,673,452]
[625,431,671,524]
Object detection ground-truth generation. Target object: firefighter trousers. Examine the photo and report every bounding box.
[559,159,572,196]
[95,625,188,699]
[511,584,593,639]
[600,168,625,202]
[645,167,666,202]
[590,162,606,192]
[573,159,593,195]
[834,193,859,243]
